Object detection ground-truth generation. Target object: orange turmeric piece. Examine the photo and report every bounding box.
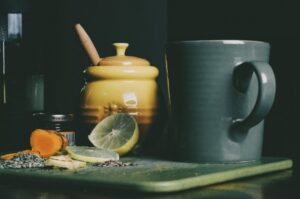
[30,129,67,158]
[61,135,68,149]
[0,149,40,160]
[47,130,68,150]
[1,152,17,160]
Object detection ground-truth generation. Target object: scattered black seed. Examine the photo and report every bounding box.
[0,153,46,169]
[93,160,136,167]
[1,154,135,169]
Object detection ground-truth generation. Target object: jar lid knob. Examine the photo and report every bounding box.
[113,43,129,56]
[98,42,150,66]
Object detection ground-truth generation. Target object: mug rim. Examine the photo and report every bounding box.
[168,40,269,46]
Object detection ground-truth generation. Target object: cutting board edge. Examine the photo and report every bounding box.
[0,157,293,193]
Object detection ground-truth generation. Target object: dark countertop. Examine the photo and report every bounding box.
[0,164,299,199]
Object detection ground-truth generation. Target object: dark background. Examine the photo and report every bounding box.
[1,0,300,167]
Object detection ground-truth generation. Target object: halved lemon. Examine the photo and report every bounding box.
[66,146,119,163]
[88,113,139,156]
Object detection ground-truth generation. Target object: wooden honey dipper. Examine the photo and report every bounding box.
[75,24,101,65]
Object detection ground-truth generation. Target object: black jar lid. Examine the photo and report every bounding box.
[33,113,74,122]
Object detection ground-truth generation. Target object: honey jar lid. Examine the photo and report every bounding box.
[98,43,151,66]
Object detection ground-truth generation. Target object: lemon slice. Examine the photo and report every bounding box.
[66,146,119,163]
[88,113,139,156]
[45,155,87,170]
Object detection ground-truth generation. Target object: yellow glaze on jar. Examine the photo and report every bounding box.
[80,43,159,140]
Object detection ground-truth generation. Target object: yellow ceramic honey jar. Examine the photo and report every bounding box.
[80,43,160,142]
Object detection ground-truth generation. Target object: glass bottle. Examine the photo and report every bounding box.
[0,0,44,151]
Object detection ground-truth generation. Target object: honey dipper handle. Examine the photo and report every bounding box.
[75,24,101,65]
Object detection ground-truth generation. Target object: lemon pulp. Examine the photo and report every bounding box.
[88,113,139,156]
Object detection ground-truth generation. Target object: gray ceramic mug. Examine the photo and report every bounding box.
[166,40,276,163]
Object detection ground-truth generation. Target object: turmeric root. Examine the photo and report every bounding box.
[47,130,68,150]
[30,129,68,158]
[1,152,17,160]
[1,129,68,160]
[0,149,40,160]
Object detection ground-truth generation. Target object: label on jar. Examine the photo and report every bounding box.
[60,131,76,146]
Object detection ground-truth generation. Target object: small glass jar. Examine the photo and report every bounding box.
[33,113,75,146]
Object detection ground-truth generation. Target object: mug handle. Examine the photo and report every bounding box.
[232,61,276,129]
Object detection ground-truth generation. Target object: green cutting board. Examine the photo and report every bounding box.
[0,157,292,193]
